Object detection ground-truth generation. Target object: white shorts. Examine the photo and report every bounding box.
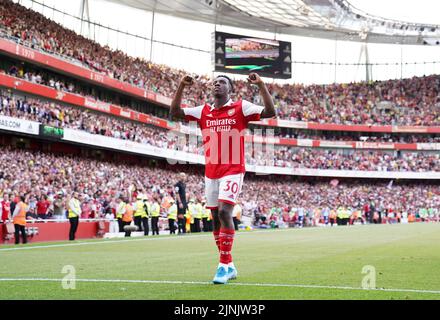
[205,173,244,209]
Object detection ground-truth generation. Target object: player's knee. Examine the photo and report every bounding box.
[218,208,232,221]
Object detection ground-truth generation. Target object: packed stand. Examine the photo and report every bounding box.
[1,91,439,172]
[248,146,439,171]
[0,90,189,151]
[243,177,440,228]
[0,147,439,226]
[279,131,440,143]
[4,66,440,144]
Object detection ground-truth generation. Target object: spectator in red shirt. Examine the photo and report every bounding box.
[1,193,11,222]
[36,195,50,219]
[81,199,92,219]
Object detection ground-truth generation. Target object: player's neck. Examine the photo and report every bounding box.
[213,95,230,109]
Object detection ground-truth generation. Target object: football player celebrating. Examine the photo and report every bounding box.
[170,73,275,284]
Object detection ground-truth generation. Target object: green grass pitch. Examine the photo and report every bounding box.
[0,223,439,300]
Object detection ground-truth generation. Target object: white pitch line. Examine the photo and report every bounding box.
[0,278,439,295]
[0,234,212,252]
[0,229,297,252]
[0,224,423,253]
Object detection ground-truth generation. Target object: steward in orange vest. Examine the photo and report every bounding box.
[12,196,28,244]
[122,201,134,237]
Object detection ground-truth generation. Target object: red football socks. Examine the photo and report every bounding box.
[213,230,220,252]
[219,228,235,264]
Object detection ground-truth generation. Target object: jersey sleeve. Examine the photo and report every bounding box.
[242,100,264,123]
[183,105,204,122]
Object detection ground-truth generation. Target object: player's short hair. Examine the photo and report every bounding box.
[215,75,234,93]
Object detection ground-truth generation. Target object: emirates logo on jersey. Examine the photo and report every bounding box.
[228,109,235,117]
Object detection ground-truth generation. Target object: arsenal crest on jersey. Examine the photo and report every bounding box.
[228,108,235,117]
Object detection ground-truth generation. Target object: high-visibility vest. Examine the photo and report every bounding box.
[150,202,160,217]
[162,197,172,210]
[123,204,134,223]
[13,202,27,226]
[134,200,146,217]
[193,203,203,219]
[142,202,150,218]
[68,198,81,218]
[187,204,195,223]
[168,204,177,220]
[185,209,191,226]
[116,202,126,219]
[337,208,344,218]
[202,206,210,219]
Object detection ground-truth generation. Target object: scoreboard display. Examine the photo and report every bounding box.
[39,125,64,139]
[212,31,292,79]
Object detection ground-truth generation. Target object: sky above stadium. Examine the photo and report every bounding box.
[349,0,440,25]
[14,0,440,84]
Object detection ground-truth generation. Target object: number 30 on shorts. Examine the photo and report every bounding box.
[224,181,239,194]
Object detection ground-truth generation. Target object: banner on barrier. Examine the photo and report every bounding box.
[0,115,39,135]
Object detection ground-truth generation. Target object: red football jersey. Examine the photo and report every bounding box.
[184,99,264,179]
[1,200,10,221]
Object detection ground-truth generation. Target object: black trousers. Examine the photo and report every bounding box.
[151,217,159,235]
[14,224,27,244]
[69,217,79,241]
[177,217,186,234]
[122,221,132,237]
[169,219,176,234]
[142,217,149,236]
[369,211,374,224]
[233,217,240,231]
[202,218,209,232]
[134,216,142,231]
[193,218,201,233]
[117,217,123,232]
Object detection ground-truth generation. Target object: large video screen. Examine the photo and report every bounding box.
[213,32,292,79]
[225,38,280,59]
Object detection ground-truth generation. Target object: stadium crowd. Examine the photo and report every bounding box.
[4,66,440,144]
[0,147,439,226]
[0,90,184,150]
[249,147,439,171]
[1,92,439,172]
[1,0,440,126]
[0,0,439,235]
[282,131,440,143]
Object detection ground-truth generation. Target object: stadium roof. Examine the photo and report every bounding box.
[103,0,440,45]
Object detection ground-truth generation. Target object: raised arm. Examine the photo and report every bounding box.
[170,76,195,121]
[247,73,276,119]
